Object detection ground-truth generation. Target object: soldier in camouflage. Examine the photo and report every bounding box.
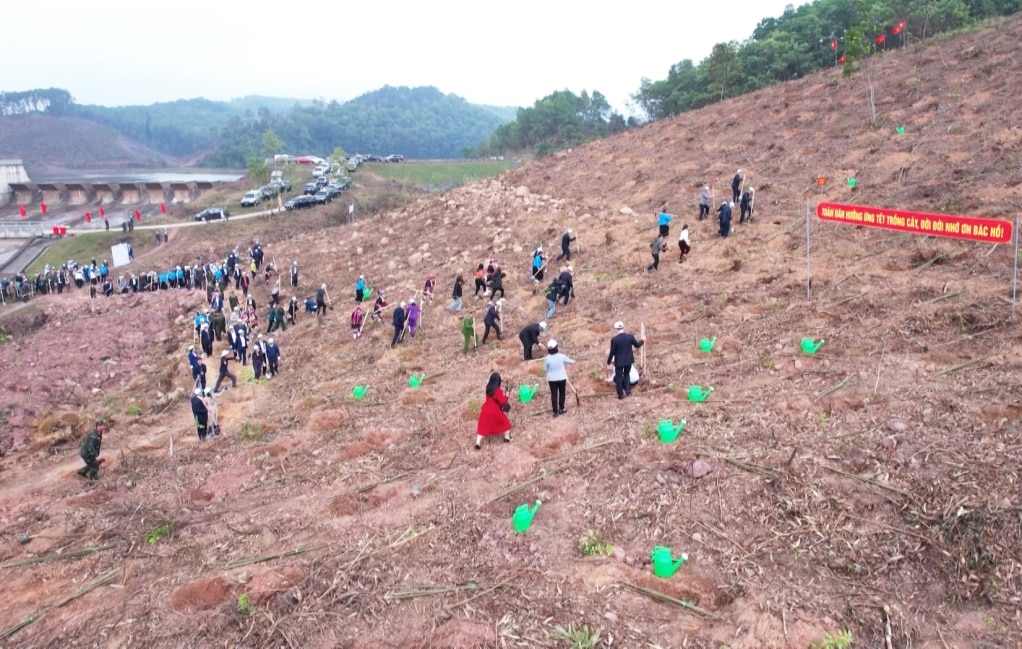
[77,419,106,481]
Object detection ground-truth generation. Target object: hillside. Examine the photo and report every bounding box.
[2,16,1022,649]
[0,114,172,175]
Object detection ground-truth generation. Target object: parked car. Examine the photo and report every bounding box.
[270,179,293,193]
[194,207,229,221]
[315,176,329,188]
[313,190,332,204]
[259,184,279,199]
[284,195,316,211]
[363,154,383,162]
[302,183,319,195]
[384,154,405,163]
[323,184,342,197]
[239,190,261,207]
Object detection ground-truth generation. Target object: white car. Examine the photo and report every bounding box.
[240,190,262,207]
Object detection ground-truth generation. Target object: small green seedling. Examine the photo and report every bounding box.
[145,522,171,545]
[812,630,852,649]
[237,592,253,616]
[580,530,614,557]
[125,404,142,416]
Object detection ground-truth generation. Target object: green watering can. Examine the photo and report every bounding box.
[687,385,713,402]
[408,373,426,388]
[513,500,542,533]
[651,546,688,578]
[657,419,686,443]
[353,384,369,400]
[699,337,717,353]
[847,177,857,188]
[361,287,374,301]
[518,384,538,403]
[800,338,825,354]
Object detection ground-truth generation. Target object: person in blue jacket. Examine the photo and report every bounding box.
[657,209,674,237]
[355,275,366,302]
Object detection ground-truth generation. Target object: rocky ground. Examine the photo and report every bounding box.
[2,15,1022,649]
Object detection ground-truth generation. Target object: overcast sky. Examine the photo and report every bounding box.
[7,0,801,113]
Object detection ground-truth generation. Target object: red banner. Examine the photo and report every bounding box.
[817,202,1013,244]
[18,205,26,217]
[40,202,47,215]
[160,202,167,214]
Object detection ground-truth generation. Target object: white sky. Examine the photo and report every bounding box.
[7,0,801,113]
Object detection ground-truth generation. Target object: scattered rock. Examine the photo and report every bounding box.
[620,206,635,215]
[888,418,909,433]
[515,186,529,197]
[690,459,714,478]
[692,532,703,543]
[604,611,618,624]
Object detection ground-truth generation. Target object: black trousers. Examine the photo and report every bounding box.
[195,413,208,440]
[658,224,670,237]
[482,321,501,343]
[214,370,237,391]
[647,253,660,271]
[613,364,632,398]
[549,380,566,413]
[392,324,403,347]
[317,300,327,315]
[474,278,486,296]
[520,334,535,360]
[699,204,709,220]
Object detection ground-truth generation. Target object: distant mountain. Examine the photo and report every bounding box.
[74,96,305,158]
[0,114,170,175]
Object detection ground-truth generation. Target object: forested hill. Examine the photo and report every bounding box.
[202,86,510,166]
[0,87,513,168]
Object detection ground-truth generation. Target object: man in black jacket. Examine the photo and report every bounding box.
[731,169,743,204]
[555,229,576,262]
[607,321,645,399]
[482,301,502,344]
[190,388,209,440]
[519,321,547,360]
[392,301,407,348]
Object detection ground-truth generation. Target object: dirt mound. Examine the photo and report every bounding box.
[3,16,1022,649]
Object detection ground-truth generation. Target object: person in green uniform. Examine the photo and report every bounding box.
[461,311,478,354]
[77,419,107,481]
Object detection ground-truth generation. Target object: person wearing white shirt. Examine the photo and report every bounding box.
[678,224,690,263]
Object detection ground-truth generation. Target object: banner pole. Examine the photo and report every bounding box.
[1013,214,1019,316]
[806,200,812,300]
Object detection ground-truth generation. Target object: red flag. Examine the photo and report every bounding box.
[892,20,905,35]
[18,205,26,217]
[830,39,838,51]
[134,209,142,221]
[875,33,886,45]
[40,202,47,215]
[838,54,846,64]
[85,212,92,223]
[99,205,105,218]
[160,202,167,214]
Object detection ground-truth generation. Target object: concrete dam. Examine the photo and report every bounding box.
[0,159,233,209]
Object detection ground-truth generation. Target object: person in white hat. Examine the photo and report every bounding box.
[607,321,644,399]
[190,388,210,440]
[699,185,711,220]
[556,228,577,262]
[316,283,329,317]
[214,349,237,392]
[544,339,575,416]
[531,245,546,282]
[391,301,407,348]
[406,298,421,337]
[518,320,547,361]
[732,169,743,204]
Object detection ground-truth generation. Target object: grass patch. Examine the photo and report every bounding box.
[550,623,601,648]
[125,404,142,416]
[237,592,253,616]
[367,160,512,190]
[27,231,155,275]
[240,422,265,441]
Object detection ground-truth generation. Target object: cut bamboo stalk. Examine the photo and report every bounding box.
[224,544,325,570]
[0,567,121,642]
[2,544,115,569]
[485,466,569,505]
[933,352,998,377]
[619,582,726,620]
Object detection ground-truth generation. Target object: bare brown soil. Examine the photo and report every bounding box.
[2,16,1022,649]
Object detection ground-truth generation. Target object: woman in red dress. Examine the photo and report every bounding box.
[476,372,512,449]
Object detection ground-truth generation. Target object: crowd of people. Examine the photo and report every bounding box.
[75,172,756,473]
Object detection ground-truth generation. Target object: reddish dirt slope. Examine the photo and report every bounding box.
[2,16,1022,649]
